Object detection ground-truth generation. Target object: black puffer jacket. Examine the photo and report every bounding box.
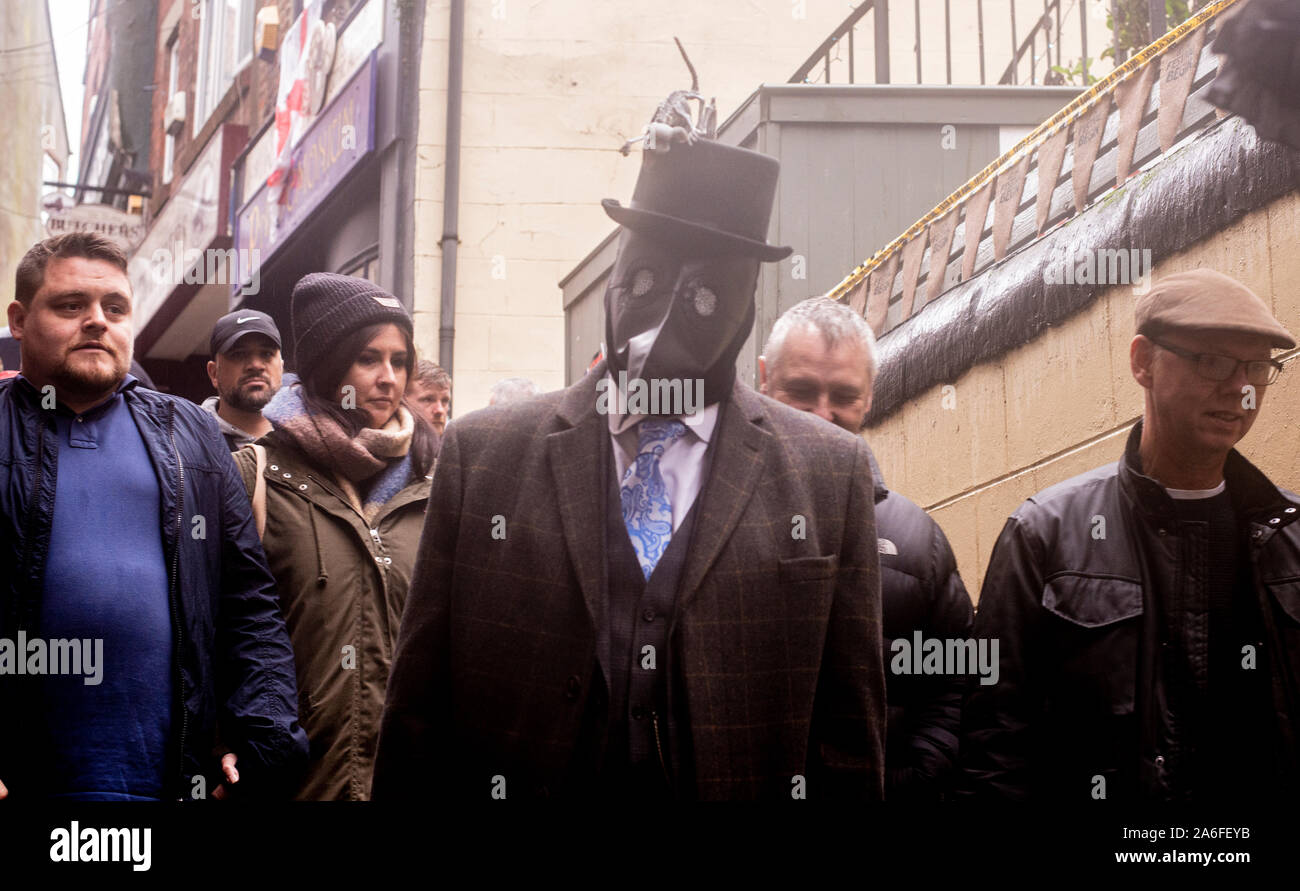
[0,375,309,799]
[869,450,974,801]
[961,422,1300,801]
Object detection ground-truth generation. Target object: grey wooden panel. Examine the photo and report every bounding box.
[565,270,608,385]
[764,85,1082,125]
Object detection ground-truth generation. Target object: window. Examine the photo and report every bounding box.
[163,38,179,183]
[193,0,255,133]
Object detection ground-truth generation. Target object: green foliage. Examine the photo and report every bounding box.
[1050,58,1101,86]
[1102,0,1195,62]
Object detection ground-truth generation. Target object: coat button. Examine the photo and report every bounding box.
[1285,507,1297,514]
[282,472,292,479]
[1157,528,1167,536]
[269,464,278,471]
[298,484,308,491]
[1154,755,1165,768]
[383,557,392,565]
[642,608,656,622]
[1268,517,1281,525]
[564,675,581,700]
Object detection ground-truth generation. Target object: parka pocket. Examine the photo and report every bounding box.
[1043,573,1143,716]
[1266,579,1300,626]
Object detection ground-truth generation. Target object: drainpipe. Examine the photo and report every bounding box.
[439,0,464,377]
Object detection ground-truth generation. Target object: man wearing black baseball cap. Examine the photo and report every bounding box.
[203,309,284,450]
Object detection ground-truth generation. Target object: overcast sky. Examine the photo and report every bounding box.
[49,0,90,184]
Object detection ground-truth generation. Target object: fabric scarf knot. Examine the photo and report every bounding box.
[263,380,414,521]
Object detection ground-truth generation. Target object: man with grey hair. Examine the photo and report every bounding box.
[488,376,539,406]
[760,296,973,801]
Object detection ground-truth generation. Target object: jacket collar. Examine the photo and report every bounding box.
[14,372,139,413]
[549,360,773,639]
[200,395,258,444]
[1119,418,1300,528]
[259,428,430,522]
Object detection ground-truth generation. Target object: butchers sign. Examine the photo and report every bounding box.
[46,203,146,252]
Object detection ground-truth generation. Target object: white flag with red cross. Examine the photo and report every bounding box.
[267,0,334,202]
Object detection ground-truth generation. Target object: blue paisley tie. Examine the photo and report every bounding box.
[620,419,688,579]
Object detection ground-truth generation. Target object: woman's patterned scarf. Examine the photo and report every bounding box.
[263,379,414,522]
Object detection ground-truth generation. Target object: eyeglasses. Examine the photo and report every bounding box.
[1151,340,1283,387]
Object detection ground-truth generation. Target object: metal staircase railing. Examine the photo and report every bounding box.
[789,0,1114,87]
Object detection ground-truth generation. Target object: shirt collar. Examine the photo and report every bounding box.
[603,371,719,443]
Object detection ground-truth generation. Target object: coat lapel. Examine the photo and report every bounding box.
[675,381,771,617]
[548,366,611,673]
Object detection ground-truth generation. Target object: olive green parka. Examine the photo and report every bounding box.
[234,430,430,800]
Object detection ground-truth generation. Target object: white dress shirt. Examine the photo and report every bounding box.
[605,372,719,533]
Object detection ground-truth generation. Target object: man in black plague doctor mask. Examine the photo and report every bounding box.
[600,138,792,411]
[376,120,887,801]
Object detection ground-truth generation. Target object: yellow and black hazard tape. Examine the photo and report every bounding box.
[826,0,1243,303]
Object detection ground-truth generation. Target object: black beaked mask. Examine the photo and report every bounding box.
[604,230,759,407]
[599,139,792,408]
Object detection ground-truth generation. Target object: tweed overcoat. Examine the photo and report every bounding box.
[373,363,885,800]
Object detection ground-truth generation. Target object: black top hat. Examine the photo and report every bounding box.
[602,140,793,262]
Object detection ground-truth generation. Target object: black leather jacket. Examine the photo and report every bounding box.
[869,450,974,801]
[961,422,1300,801]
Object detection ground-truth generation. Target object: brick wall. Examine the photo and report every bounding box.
[80,0,111,160]
[148,0,295,213]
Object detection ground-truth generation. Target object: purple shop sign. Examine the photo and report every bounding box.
[233,52,377,293]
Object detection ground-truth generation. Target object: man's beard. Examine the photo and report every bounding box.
[225,380,274,412]
[51,350,129,401]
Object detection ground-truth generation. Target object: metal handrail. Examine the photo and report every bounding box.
[998,0,1064,84]
[788,1,877,83]
[790,0,1098,87]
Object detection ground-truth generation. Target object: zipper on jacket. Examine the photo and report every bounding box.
[18,414,47,630]
[167,404,189,800]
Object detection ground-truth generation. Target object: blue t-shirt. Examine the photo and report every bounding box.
[35,378,174,800]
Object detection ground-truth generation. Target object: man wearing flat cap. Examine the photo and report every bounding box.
[375,118,885,800]
[962,268,1300,802]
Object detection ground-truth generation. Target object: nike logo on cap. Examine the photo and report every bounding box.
[236,316,257,323]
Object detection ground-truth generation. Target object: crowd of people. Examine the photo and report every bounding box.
[0,124,1296,802]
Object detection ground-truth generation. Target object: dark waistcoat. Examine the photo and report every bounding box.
[599,426,717,797]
